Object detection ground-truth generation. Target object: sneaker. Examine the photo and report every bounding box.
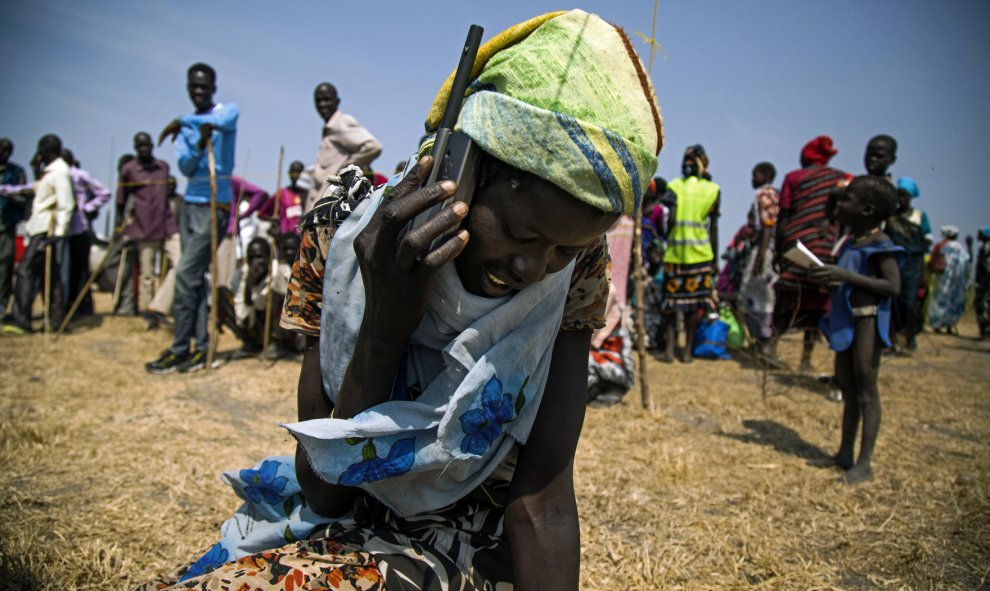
[1,323,29,336]
[142,311,163,331]
[146,350,188,374]
[177,349,207,373]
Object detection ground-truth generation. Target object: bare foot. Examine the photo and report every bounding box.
[840,464,874,484]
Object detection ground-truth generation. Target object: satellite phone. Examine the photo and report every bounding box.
[406,24,484,252]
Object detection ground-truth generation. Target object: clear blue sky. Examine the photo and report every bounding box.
[3,0,989,245]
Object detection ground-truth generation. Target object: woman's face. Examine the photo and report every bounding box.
[455,175,618,298]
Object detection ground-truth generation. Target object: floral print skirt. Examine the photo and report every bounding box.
[662,261,716,313]
[135,480,513,591]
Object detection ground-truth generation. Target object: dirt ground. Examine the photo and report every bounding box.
[1,292,988,590]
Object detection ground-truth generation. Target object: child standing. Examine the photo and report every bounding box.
[810,176,903,484]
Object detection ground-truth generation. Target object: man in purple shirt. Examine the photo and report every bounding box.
[219,175,268,290]
[118,132,179,321]
[61,149,111,318]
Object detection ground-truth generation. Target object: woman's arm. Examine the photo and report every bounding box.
[294,337,359,517]
[506,328,592,591]
[294,157,469,516]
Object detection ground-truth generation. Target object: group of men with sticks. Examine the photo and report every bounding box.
[0,61,384,375]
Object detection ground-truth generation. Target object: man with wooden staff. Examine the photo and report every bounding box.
[146,62,238,374]
[7,134,74,334]
[117,132,179,328]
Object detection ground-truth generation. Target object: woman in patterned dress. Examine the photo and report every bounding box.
[136,10,662,591]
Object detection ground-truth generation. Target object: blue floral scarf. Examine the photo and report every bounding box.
[284,185,573,517]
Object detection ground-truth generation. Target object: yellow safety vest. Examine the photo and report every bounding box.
[665,176,719,264]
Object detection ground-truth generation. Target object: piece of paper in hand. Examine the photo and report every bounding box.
[782,240,825,268]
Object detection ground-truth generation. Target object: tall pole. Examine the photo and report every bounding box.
[262,146,284,361]
[635,0,661,412]
[206,137,220,369]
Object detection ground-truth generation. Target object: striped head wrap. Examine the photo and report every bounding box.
[423,10,663,216]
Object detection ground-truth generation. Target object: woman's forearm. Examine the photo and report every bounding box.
[332,320,408,419]
[505,474,580,591]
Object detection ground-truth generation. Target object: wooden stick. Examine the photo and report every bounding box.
[111,242,129,311]
[43,216,56,340]
[206,138,220,369]
[634,0,660,412]
[261,146,285,361]
[56,224,128,339]
[632,212,651,411]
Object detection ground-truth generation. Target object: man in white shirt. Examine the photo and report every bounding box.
[304,82,381,212]
[9,134,75,333]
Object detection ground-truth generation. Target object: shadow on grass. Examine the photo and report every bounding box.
[768,372,832,398]
[720,419,830,462]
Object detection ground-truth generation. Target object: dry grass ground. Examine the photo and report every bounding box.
[1,292,988,590]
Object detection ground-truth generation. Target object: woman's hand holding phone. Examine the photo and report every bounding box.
[353,155,471,340]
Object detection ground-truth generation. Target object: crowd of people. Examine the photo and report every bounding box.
[585,132,986,487]
[0,62,385,364]
[625,134,985,364]
[0,8,987,590]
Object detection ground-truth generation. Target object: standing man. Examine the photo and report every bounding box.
[304,82,381,212]
[118,132,179,325]
[146,62,238,373]
[0,138,29,317]
[61,148,112,318]
[8,134,74,333]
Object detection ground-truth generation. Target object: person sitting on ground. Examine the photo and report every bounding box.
[134,10,662,590]
[218,234,301,358]
[810,176,903,484]
[587,214,635,406]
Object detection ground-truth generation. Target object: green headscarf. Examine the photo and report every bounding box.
[424,10,663,216]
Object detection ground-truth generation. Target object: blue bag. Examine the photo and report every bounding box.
[693,317,732,360]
